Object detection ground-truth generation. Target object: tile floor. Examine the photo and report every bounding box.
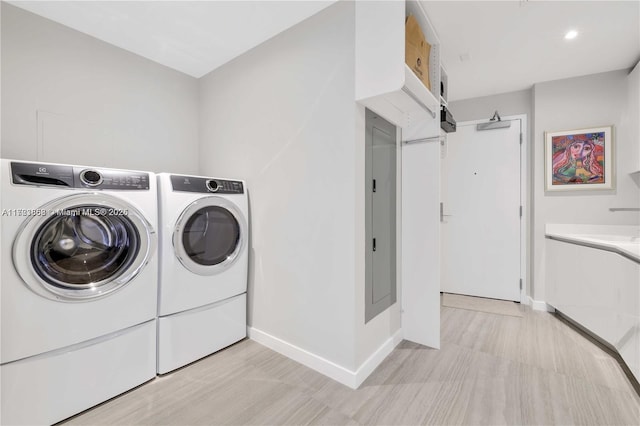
[65,302,640,425]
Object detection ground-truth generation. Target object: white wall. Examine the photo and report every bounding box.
[0,1,3,410]
[628,62,640,175]
[199,1,400,377]
[448,89,532,124]
[200,1,357,370]
[1,3,199,173]
[533,69,640,301]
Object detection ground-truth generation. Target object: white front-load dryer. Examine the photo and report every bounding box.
[0,159,158,425]
[157,173,248,374]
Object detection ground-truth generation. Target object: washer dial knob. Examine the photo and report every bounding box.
[80,169,103,186]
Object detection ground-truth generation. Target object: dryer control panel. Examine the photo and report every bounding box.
[171,175,244,194]
[11,161,150,190]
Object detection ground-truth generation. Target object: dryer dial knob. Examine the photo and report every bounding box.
[206,179,220,192]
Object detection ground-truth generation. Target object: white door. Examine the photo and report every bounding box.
[441,120,522,302]
[402,139,440,349]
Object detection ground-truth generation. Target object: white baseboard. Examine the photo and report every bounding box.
[353,328,403,388]
[528,296,555,312]
[247,327,402,389]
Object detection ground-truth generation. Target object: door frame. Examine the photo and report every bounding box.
[444,114,528,304]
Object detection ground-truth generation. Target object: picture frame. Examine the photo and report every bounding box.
[545,125,613,191]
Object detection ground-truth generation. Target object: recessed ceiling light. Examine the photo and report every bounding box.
[564,30,578,40]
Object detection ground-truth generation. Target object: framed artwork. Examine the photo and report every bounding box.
[545,126,613,191]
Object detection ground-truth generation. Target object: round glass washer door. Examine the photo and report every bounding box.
[12,193,156,302]
[173,196,247,276]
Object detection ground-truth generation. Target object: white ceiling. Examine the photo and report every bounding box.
[7,1,640,100]
[422,0,640,101]
[8,0,337,78]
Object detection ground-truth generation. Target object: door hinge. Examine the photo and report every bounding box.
[373,238,377,252]
[519,279,523,290]
[519,133,523,144]
[373,179,376,193]
[519,205,523,217]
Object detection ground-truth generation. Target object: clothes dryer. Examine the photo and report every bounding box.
[0,160,158,425]
[156,173,248,374]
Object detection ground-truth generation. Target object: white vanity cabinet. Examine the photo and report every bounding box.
[546,238,640,381]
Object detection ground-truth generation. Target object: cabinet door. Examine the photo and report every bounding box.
[401,138,440,349]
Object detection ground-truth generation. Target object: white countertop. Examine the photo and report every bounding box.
[545,224,640,263]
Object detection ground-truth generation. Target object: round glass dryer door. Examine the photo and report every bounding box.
[12,194,156,301]
[173,197,247,276]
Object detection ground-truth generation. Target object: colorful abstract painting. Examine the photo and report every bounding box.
[545,126,613,191]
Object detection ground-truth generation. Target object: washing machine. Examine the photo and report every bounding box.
[157,173,248,374]
[0,159,158,425]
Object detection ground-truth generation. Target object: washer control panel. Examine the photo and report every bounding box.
[171,175,244,194]
[11,162,150,190]
[79,169,103,186]
[78,168,150,190]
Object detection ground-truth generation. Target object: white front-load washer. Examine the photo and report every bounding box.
[157,173,248,374]
[0,159,158,425]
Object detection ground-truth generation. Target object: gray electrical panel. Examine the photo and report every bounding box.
[365,109,397,323]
